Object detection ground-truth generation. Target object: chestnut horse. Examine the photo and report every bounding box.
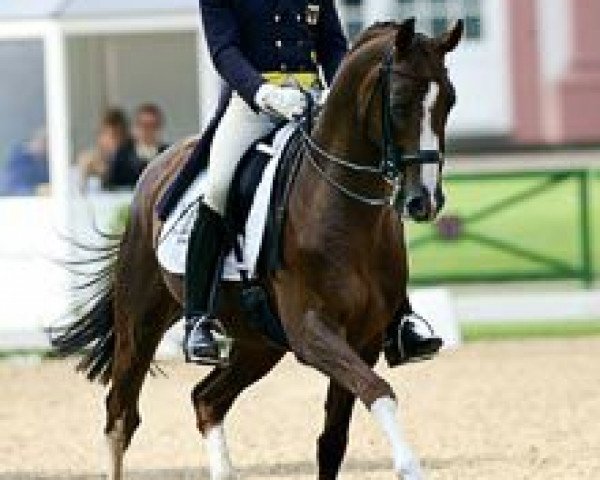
[52,19,462,480]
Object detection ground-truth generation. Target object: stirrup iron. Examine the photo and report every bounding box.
[186,316,234,367]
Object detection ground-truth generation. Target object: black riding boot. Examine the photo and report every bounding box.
[384,312,443,367]
[184,202,226,364]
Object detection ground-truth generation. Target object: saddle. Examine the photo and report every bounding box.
[156,123,304,347]
[157,124,301,275]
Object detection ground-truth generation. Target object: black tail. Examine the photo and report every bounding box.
[49,226,123,385]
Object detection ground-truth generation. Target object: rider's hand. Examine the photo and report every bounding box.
[254,83,307,120]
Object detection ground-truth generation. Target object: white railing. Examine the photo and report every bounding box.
[0,192,131,349]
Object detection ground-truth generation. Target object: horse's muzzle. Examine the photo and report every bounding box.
[405,193,435,223]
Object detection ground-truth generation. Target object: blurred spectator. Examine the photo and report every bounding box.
[132,103,169,161]
[0,128,49,196]
[78,104,168,192]
[78,108,130,192]
[104,103,168,189]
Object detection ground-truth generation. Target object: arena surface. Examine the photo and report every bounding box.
[1,338,599,479]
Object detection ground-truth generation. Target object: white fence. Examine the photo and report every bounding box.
[1,190,598,351]
[0,193,129,349]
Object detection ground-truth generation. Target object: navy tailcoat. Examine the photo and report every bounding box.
[157,0,348,220]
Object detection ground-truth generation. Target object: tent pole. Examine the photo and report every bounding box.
[44,21,72,313]
[44,22,71,207]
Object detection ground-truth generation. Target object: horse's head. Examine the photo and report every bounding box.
[354,18,463,222]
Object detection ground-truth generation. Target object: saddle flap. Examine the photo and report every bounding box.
[156,123,298,280]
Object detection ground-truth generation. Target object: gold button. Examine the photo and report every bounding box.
[275,40,282,48]
[297,14,302,22]
[281,63,288,71]
[274,14,281,22]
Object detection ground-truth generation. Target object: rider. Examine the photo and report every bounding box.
[184,0,443,364]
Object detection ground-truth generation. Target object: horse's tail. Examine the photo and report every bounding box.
[49,225,123,385]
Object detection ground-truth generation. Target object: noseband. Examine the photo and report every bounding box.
[300,46,443,207]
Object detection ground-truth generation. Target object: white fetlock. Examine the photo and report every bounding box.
[370,397,425,480]
[106,417,125,480]
[206,424,239,480]
[396,454,424,480]
[212,470,240,480]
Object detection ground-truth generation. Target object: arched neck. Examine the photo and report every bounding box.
[312,74,381,169]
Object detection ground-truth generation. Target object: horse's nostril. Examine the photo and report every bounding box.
[407,196,429,221]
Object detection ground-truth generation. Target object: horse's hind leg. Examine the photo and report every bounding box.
[105,275,177,479]
[318,339,381,480]
[192,342,284,480]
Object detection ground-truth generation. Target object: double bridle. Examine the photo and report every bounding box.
[300,46,443,207]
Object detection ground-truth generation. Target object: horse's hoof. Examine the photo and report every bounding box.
[211,471,240,480]
[396,458,424,480]
[398,471,424,480]
[398,473,424,480]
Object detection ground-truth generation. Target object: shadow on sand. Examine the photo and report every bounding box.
[1,454,510,479]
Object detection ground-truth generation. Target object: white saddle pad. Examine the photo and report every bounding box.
[156,123,297,281]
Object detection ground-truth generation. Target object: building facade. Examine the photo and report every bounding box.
[336,0,600,145]
[0,0,599,176]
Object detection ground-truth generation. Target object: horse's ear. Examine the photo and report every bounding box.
[396,17,416,52]
[437,19,464,54]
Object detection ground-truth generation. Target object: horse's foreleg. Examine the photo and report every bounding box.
[287,310,423,480]
[318,339,382,480]
[192,344,284,480]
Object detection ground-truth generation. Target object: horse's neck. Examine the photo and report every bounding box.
[313,88,377,165]
[290,94,393,245]
[308,86,390,210]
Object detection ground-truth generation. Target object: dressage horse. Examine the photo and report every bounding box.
[52,19,462,480]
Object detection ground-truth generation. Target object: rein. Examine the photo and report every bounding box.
[299,46,442,207]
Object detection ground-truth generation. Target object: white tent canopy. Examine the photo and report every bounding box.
[0,0,197,20]
[0,1,65,19]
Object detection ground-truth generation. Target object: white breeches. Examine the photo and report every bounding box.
[204,94,276,215]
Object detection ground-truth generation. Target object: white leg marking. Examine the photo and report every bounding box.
[371,397,424,480]
[106,418,125,480]
[206,424,238,480]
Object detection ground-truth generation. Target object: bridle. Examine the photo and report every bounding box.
[300,46,444,207]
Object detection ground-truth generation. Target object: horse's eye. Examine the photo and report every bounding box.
[392,94,412,110]
[396,99,413,109]
[417,85,429,97]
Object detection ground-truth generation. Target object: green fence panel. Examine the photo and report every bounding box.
[408,169,596,287]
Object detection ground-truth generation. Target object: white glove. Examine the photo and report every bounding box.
[316,88,330,107]
[254,83,307,120]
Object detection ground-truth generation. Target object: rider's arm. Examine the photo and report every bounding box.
[200,0,265,107]
[316,0,349,86]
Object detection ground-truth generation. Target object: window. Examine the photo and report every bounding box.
[346,20,364,40]
[396,0,483,40]
[342,0,365,40]
[0,40,49,197]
